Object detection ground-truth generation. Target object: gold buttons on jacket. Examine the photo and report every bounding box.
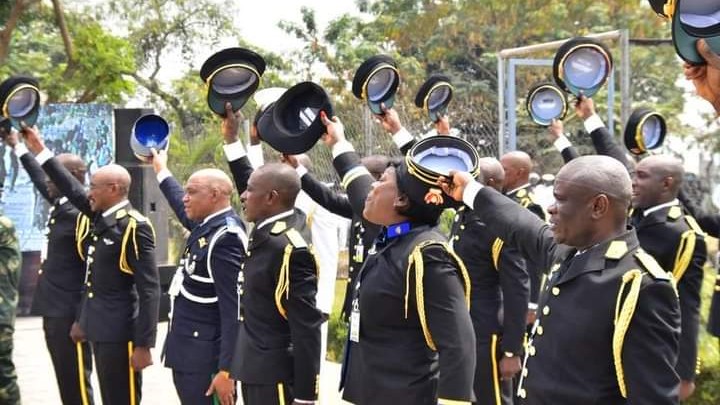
[551,287,560,296]
[542,306,550,316]
[519,388,527,399]
[88,292,94,298]
[537,326,544,336]
[193,331,199,338]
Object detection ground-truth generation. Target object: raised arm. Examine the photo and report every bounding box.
[150,148,196,230]
[23,126,93,217]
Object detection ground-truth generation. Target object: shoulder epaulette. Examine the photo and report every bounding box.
[684,215,704,235]
[285,228,307,248]
[634,250,671,281]
[225,216,242,234]
[605,240,628,260]
[128,209,147,222]
[115,208,128,220]
[667,206,682,220]
[270,220,287,235]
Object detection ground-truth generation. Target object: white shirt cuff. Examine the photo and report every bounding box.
[553,135,572,152]
[332,140,355,159]
[293,400,315,404]
[223,141,247,162]
[528,302,538,310]
[13,143,29,157]
[462,181,484,208]
[35,148,54,165]
[247,143,264,169]
[295,164,308,178]
[392,127,414,149]
[583,114,605,134]
[156,169,172,183]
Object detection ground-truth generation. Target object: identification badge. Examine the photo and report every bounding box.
[349,299,360,342]
[353,243,364,263]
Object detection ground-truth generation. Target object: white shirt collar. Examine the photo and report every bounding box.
[102,200,130,217]
[255,209,294,230]
[643,199,680,217]
[201,206,232,225]
[506,183,531,196]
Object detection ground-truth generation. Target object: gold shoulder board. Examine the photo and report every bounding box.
[127,210,147,222]
[667,206,682,220]
[605,240,628,260]
[634,250,670,281]
[285,228,307,248]
[270,221,287,235]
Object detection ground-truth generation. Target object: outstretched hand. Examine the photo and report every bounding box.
[574,95,595,120]
[437,170,473,202]
[150,148,168,174]
[221,102,245,144]
[19,124,45,154]
[685,39,720,114]
[375,103,402,134]
[320,111,346,148]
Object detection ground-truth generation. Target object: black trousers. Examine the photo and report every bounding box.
[43,316,94,405]
[474,334,513,405]
[241,382,293,405]
[93,341,141,405]
[173,370,236,405]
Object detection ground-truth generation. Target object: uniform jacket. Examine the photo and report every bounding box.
[41,157,160,347]
[159,175,245,374]
[506,185,546,306]
[469,186,680,405]
[229,212,323,401]
[22,153,89,318]
[335,147,476,404]
[632,203,706,380]
[300,169,380,321]
[450,206,529,354]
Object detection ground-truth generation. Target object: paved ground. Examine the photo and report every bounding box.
[14,317,347,404]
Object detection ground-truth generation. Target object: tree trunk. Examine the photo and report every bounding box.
[0,0,37,64]
[50,0,77,79]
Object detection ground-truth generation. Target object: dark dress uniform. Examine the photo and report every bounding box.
[229,211,323,404]
[450,206,529,405]
[334,148,476,405]
[506,185,547,314]
[632,203,706,382]
[466,185,681,404]
[21,151,94,405]
[159,175,245,404]
[40,156,160,405]
[299,168,381,321]
[679,201,720,338]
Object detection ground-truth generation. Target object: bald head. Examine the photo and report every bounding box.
[95,164,131,196]
[188,168,233,198]
[255,163,301,208]
[631,154,684,209]
[500,151,533,191]
[56,153,86,183]
[362,155,390,180]
[558,155,632,215]
[478,157,505,192]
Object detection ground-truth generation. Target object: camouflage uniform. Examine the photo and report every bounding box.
[0,215,22,404]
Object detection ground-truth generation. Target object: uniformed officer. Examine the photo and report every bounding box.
[0,204,21,405]
[287,154,386,322]
[450,157,530,405]
[3,129,94,405]
[229,162,323,405]
[22,125,161,405]
[629,154,706,401]
[151,147,245,405]
[440,155,681,404]
[322,112,476,404]
[499,151,547,325]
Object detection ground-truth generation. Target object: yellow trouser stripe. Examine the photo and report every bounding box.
[277,382,285,405]
[128,342,136,405]
[76,342,89,405]
[491,334,501,405]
